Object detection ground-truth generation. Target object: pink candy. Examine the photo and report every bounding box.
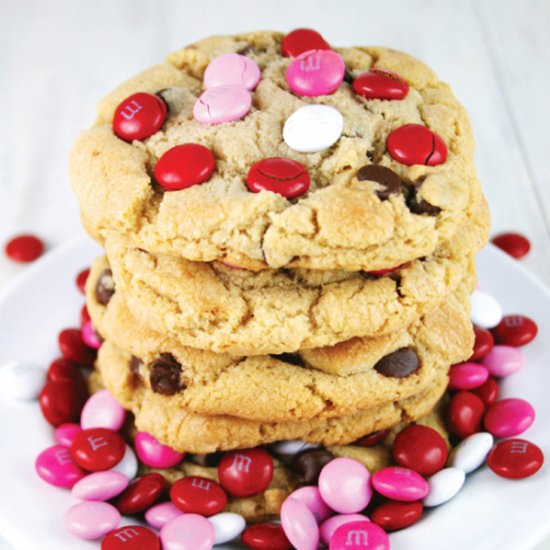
[64,501,120,540]
[330,520,389,550]
[145,501,184,529]
[71,471,129,501]
[80,389,126,431]
[371,466,429,502]
[160,513,215,550]
[55,423,82,447]
[204,53,261,90]
[318,457,372,513]
[320,514,369,545]
[484,398,535,437]
[481,345,525,377]
[81,321,101,350]
[286,49,345,96]
[449,362,490,390]
[135,431,185,469]
[35,445,85,488]
[289,486,333,524]
[193,85,252,124]
[281,496,319,550]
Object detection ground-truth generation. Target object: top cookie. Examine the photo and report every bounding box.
[70,30,478,271]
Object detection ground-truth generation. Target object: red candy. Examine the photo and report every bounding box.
[242,522,291,550]
[354,430,389,447]
[472,377,499,407]
[58,328,96,368]
[76,268,90,294]
[370,500,423,531]
[246,157,310,199]
[39,379,87,427]
[447,391,486,439]
[113,92,167,142]
[492,315,538,347]
[492,232,531,259]
[170,476,227,516]
[47,357,88,396]
[71,428,126,472]
[281,28,330,58]
[353,68,409,100]
[154,143,215,191]
[5,234,44,262]
[80,305,91,327]
[386,124,447,166]
[470,326,494,361]
[487,439,544,479]
[218,449,273,497]
[114,473,165,515]
[392,425,448,476]
[102,526,161,550]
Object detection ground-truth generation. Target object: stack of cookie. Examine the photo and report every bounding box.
[71,31,489,462]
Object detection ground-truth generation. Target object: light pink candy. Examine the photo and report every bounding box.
[80,389,125,431]
[161,514,214,550]
[320,514,369,545]
[481,345,525,377]
[204,53,261,90]
[35,445,85,488]
[449,362,490,390]
[318,457,372,513]
[286,49,345,97]
[289,486,333,524]
[145,501,184,529]
[330,520,389,550]
[71,471,129,501]
[484,398,535,437]
[280,497,319,550]
[135,431,185,469]
[55,423,82,447]
[193,85,251,124]
[371,466,429,502]
[81,321,101,350]
[64,501,120,540]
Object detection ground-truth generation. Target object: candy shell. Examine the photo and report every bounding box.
[353,68,409,100]
[491,232,531,259]
[423,467,465,507]
[80,389,125,431]
[35,445,85,488]
[472,377,499,407]
[0,360,45,400]
[329,520,389,550]
[101,525,161,549]
[386,124,446,166]
[449,362,490,390]
[58,328,95,368]
[371,467,429,502]
[484,398,535,437]
[218,449,273,498]
[160,514,215,550]
[113,473,165,515]
[487,439,544,479]
[492,315,538,347]
[110,445,138,480]
[320,514,369,545]
[4,234,44,262]
[241,522,291,550]
[280,497,319,550]
[270,440,320,456]
[75,268,89,294]
[470,326,494,360]
[208,512,246,545]
[447,391,486,439]
[39,379,87,427]
[370,501,423,532]
[204,53,260,90]
[113,92,166,142]
[64,501,120,540]
[55,423,82,447]
[450,432,494,473]
[470,290,502,329]
[282,28,331,57]
[81,321,101,350]
[193,85,251,124]
[71,428,126,472]
[289,486,333,523]
[246,157,310,198]
[481,345,525,378]
[72,471,129,501]
[170,476,227,516]
[145,502,183,530]
[135,431,184,468]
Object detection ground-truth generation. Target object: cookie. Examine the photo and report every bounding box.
[70,30,484,272]
[89,272,473,422]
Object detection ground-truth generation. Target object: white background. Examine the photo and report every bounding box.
[0,0,549,548]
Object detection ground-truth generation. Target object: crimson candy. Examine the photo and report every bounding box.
[470,326,494,361]
[472,377,499,407]
[4,234,44,262]
[386,124,447,166]
[352,68,409,100]
[71,428,126,472]
[492,315,538,347]
[76,268,90,294]
[170,476,227,516]
[370,500,423,531]
[101,525,161,550]
[218,449,273,497]
[491,232,531,259]
[47,358,88,397]
[242,522,291,550]
[354,430,389,447]
[447,391,485,439]
[487,439,544,479]
[392,425,448,476]
[246,157,310,199]
[113,92,167,142]
[281,28,330,57]
[154,143,215,191]
[80,305,91,327]
[39,379,87,427]
[58,328,95,368]
[113,473,165,515]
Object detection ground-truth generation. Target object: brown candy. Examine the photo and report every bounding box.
[149,354,183,395]
[95,268,115,305]
[187,452,223,467]
[355,165,403,200]
[291,449,334,485]
[374,347,419,378]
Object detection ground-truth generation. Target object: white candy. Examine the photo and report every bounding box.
[283,105,343,153]
[109,445,138,480]
[424,467,465,507]
[208,512,246,545]
[470,290,502,329]
[270,440,320,456]
[450,432,494,474]
[0,361,45,400]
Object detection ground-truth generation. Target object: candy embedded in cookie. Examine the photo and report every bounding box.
[203,53,261,91]
[246,158,310,198]
[281,28,331,57]
[113,92,167,142]
[387,124,447,166]
[193,85,252,124]
[353,68,409,100]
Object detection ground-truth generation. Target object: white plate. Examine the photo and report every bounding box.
[0,237,549,550]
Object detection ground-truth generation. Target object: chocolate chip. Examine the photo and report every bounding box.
[187,452,222,467]
[236,44,254,55]
[291,449,334,485]
[356,165,403,200]
[271,353,305,367]
[374,347,419,378]
[95,268,115,305]
[149,353,184,395]
[129,356,144,375]
[343,67,354,84]
[407,177,441,215]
